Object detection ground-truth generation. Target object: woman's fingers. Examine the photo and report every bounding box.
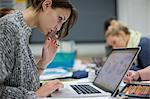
[124,71,135,83]
[46,37,59,48]
[46,80,64,92]
[37,80,63,96]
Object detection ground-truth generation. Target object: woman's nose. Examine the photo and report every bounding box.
[113,45,117,49]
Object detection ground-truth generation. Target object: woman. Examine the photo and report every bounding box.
[105,20,150,71]
[124,66,150,83]
[0,0,77,98]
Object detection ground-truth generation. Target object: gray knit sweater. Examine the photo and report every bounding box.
[0,11,40,98]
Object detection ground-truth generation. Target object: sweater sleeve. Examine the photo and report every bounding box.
[0,22,38,99]
[137,37,150,69]
[0,52,37,99]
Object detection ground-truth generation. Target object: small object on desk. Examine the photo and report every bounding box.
[40,68,73,80]
[92,57,105,67]
[72,70,88,79]
[119,83,150,98]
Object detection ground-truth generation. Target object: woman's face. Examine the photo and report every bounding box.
[106,34,127,48]
[37,7,71,38]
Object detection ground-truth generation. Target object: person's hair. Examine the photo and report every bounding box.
[104,17,117,32]
[0,8,14,18]
[105,20,130,37]
[28,0,78,39]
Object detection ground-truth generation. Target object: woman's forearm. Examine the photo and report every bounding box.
[138,66,150,80]
[37,60,47,75]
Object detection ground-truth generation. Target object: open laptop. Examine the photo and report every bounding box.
[51,48,141,98]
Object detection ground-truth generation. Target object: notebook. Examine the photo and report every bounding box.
[51,48,141,98]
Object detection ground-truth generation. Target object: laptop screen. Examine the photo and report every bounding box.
[94,48,140,94]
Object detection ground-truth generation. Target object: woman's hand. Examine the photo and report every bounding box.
[35,80,63,97]
[123,70,139,83]
[38,37,59,68]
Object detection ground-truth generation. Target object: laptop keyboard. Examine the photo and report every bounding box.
[70,84,101,94]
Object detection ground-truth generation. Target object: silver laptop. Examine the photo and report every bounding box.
[51,48,141,98]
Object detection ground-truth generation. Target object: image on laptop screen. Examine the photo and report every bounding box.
[94,48,139,93]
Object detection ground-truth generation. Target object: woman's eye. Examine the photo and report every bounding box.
[58,16,63,22]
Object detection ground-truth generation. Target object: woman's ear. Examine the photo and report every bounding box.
[42,0,52,11]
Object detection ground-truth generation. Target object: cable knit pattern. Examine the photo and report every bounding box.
[0,11,40,99]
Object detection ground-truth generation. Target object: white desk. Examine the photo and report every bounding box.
[46,97,116,99]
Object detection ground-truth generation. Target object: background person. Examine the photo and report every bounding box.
[105,20,150,71]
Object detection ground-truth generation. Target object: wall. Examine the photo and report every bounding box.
[30,0,117,43]
[31,0,150,57]
[30,43,106,57]
[117,0,150,37]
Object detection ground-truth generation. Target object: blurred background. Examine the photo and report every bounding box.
[1,0,150,58]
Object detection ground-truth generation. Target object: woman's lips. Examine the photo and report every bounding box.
[47,29,57,38]
[47,29,53,37]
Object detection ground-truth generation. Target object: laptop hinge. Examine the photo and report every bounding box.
[111,89,119,97]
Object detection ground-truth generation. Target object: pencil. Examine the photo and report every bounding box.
[123,86,128,93]
[148,86,150,95]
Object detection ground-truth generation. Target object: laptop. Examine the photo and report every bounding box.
[51,48,141,98]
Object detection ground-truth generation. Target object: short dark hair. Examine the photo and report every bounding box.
[0,8,14,18]
[28,0,78,39]
[104,17,117,32]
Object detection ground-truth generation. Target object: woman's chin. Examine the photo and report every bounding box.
[40,29,48,36]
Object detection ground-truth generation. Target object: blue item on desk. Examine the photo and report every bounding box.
[48,52,75,70]
[72,70,88,79]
